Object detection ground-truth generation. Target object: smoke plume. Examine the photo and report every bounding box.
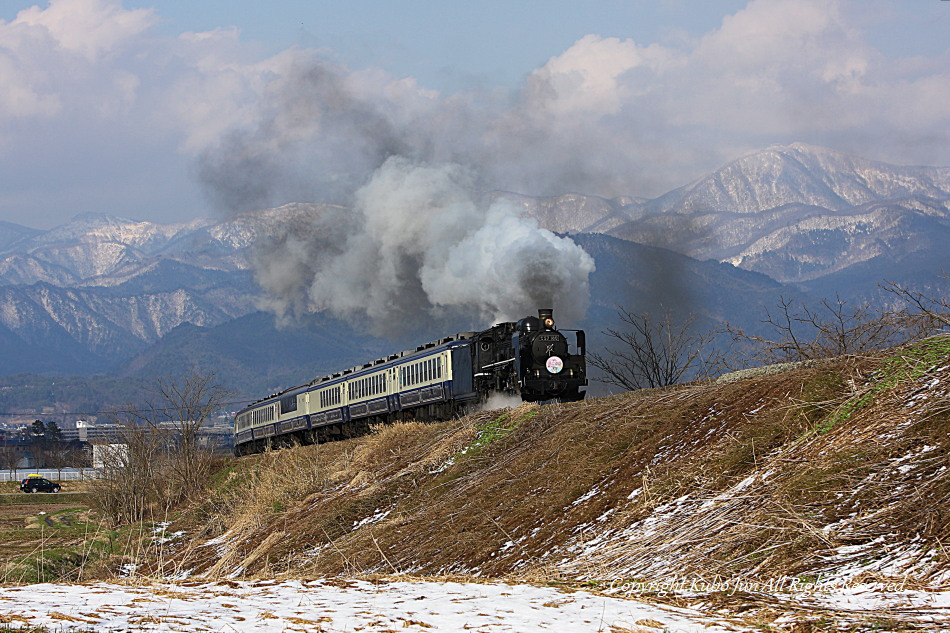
[253,157,595,334]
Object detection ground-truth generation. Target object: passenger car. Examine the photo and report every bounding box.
[20,475,61,493]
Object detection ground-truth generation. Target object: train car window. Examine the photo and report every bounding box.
[323,387,339,408]
[280,395,297,415]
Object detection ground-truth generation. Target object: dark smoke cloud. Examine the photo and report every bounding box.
[197,59,413,214]
[252,158,595,334]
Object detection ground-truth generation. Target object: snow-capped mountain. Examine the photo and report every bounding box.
[605,144,950,281]
[0,204,339,374]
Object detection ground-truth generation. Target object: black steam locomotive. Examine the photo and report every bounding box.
[233,309,586,455]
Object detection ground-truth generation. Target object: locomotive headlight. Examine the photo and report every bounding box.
[543,317,555,329]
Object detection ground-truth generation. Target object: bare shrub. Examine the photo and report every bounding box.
[88,372,231,525]
[89,419,167,525]
[726,294,944,366]
[589,306,725,391]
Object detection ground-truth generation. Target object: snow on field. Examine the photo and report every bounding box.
[0,579,743,632]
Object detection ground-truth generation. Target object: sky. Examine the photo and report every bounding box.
[2,0,950,229]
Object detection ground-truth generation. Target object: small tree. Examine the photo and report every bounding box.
[43,421,63,443]
[45,441,72,481]
[589,306,725,391]
[0,443,21,475]
[29,420,50,468]
[147,372,231,498]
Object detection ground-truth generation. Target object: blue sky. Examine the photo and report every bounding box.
[125,1,754,91]
[2,0,950,228]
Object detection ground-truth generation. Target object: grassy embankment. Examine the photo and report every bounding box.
[139,334,950,589]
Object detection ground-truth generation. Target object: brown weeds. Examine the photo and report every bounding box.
[143,341,950,591]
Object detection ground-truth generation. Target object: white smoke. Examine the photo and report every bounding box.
[477,392,524,413]
[253,157,595,333]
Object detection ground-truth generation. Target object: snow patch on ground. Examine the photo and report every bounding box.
[0,579,748,632]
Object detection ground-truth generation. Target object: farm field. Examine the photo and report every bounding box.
[0,482,107,585]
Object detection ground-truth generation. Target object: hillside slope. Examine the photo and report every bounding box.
[157,336,950,592]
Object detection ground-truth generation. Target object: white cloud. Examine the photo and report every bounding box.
[13,0,154,61]
[524,34,675,117]
[1,0,950,229]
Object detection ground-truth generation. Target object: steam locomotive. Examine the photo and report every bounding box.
[233,309,586,455]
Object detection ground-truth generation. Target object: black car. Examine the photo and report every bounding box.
[20,476,61,493]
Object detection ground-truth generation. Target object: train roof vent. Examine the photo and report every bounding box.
[362,362,373,368]
[388,354,399,361]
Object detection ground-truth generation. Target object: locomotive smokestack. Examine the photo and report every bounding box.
[539,308,554,330]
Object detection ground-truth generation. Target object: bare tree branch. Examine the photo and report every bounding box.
[880,276,950,329]
[726,291,948,367]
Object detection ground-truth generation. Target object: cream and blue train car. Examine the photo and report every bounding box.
[234,336,477,455]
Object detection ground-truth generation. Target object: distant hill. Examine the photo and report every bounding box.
[117,311,394,399]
